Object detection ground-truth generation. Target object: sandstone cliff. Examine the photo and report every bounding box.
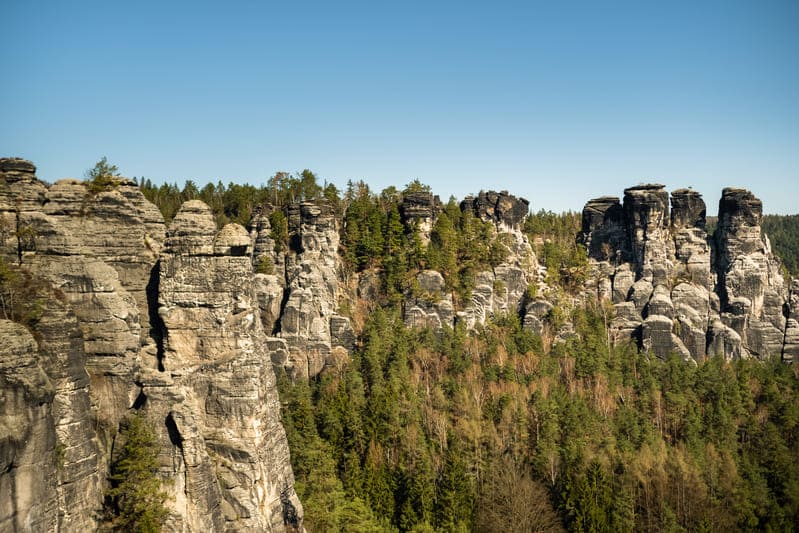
[0,159,302,532]
[580,184,792,361]
[250,201,353,380]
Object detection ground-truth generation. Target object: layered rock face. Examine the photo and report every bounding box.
[0,159,303,532]
[400,191,440,245]
[581,184,791,361]
[0,320,59,532]
[0,285,103,533]
[460,191,539,329]
[257,201,353,379]
[1,160,152,529]
[154,202,302,531]
[404,270,455,329]
[461,190,530,232]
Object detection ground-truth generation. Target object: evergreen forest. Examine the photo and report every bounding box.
[136,173,799,532]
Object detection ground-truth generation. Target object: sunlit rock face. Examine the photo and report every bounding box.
[156,202,303,531]
[0,158,304,532]
[713,188,787,359]
[581,184,791,362]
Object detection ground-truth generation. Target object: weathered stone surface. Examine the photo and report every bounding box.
[670,189,706,230]
[405,270,455,329]
[330,315,356,351]
[784,280,799,363]
[461,190,529,230]
[522,299,553,335]
[275,201,345,379]
[629,278,654,315]
[642,314,675,359]
[462,213,539,329]
[164,200,217,256]
[29,296,103,531]
[707,319,744,360]
[0,320,59,533]
[214,223,251,256]
[250,209,286,283]
[1,160,304,532]
[15,176,165,352]
[646,285,674,319]
[581,184,790,361]
[581,196,626,261]
[610,301,641,342]
[715,188,786,358]
[158,202,303,530]
[612,264,635,303]
[623,184,672,283]
[401,191,439,244]
[715,188,763,266]
[401,191,439,222]
[671,283,710,362]
[0,157,47,214]
[254,273,284,335]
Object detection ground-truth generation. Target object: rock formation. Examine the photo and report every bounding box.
[581,184,792,361]
[397,190,540,331]
[3,153,797,531]
[400,191,440,245]
[251,201,354,379]
[154,203,302,530]
[461,190,530,231]
[460,191,539,328]
[404,270,455,329]
[0,159,303,531]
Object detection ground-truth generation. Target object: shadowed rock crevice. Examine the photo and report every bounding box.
[146,261,166,372]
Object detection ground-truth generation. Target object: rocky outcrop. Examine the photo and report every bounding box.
[156,202,302,530]
[396,190,540,331]
[461,191,539,329]
[461,190,529,231]
[400,191,440,245]
[1,160,157,528]
[714,188,787,358]
[0,287,102,532]
[580,196,626,262]
[272,201,352,379]
[0,320,59,532]
[581,184,791,361]
[782,280,799,363]
[0,158,303,532]
[0,159,47,261]
[405,270,455,329]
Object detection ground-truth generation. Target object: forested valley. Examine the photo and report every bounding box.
[137,174,799,532]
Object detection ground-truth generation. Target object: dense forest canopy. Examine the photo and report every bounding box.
[763,215,799,277]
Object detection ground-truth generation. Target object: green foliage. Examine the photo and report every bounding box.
[763,214,799,277]
[86,157,122,195]
[524,210,588,293]
[255,255,275,275]
[269,210,289,254]
[130,169,799,531]
[105,413,170,532]
[0,256,50,329]
[280,298,799,532]
[138,169,326,227]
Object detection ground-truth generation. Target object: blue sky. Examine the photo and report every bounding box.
[2,0,797,214]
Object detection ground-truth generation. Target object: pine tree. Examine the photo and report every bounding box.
[105,413,170,532]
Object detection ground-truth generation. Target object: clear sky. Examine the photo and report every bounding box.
[2,0,797,214]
